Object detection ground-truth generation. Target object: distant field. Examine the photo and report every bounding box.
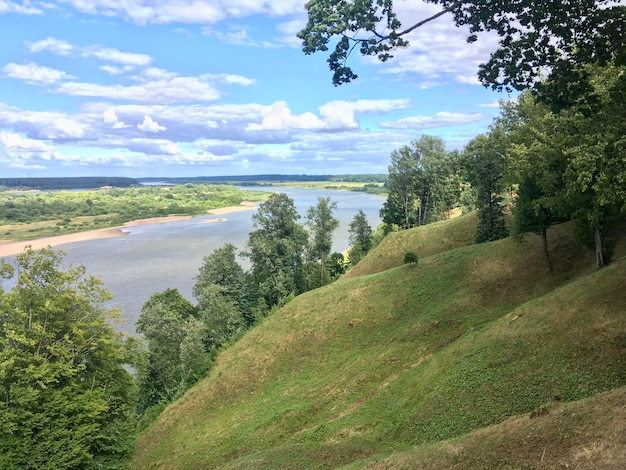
[271,181,386,195]
[0,184,269,243]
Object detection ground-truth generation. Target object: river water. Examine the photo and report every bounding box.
[2,187,383,335]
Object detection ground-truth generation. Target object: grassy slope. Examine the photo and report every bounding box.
[132,217,626,469]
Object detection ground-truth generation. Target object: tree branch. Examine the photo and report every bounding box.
[373,0,464,41]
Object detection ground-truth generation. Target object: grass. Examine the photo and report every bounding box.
[131,216,626,469]
[0,215,121,241]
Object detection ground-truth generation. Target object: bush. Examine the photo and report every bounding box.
[403,252,418,265]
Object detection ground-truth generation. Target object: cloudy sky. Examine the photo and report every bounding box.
[0,0,513,178]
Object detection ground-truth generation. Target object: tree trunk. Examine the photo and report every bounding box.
[404,196,410,229]
[594,226,605,268]
[541,227,552,272]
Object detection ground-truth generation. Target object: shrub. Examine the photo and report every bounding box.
[403,252,418,265]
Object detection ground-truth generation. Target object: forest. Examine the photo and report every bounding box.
[0,176,139,190]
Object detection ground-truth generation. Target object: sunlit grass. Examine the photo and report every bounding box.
[132,217,626,469]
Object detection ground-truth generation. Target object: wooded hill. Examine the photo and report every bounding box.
[131,213,626,469]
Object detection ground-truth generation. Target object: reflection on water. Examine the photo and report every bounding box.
[1,187,383,335]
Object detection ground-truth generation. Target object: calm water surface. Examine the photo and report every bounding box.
[2,187,382,334]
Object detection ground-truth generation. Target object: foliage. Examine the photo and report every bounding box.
[505,67,626,267]
[463,132,509,243]
[306,197,340,282]
[194,243,249,322]
[0,176,138,190]
[0,247,137,469]
[134,289,197,412]
[298,0,626,104]
[381,136,460,229]
[246,193,309,307]
[347,210,373,266]
[403,251,418,264]
[0,184,268,239]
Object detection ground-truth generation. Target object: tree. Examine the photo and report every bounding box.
[195,284,245,351]
[508,67,626,268]
[504,92,568,271]
[549,65,626,267]
[326,252,347,279]
[306,197,340,281]
[194,243,248,321]
[135,288,197,412]
[246,193,309,307]
[463,132,509,243]
[381,144,419,229]
[347,210,373,265]
[298,0,625,104]
[0,247,137,469]
[382,136,459,229]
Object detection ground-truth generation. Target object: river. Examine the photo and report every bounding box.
[2,187,383,335]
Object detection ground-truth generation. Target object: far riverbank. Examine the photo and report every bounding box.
[0,202,257,258]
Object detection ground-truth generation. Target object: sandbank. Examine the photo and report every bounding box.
[0,202,258,258]
[206,201,258,215]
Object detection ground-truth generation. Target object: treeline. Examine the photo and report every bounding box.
[0,184,268,226]
[128,193,375,417]
[137,174,387,185]
[0,176,139,190]
[381,64,625,269]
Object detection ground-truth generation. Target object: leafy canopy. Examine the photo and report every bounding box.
[299,0,626,101]
[0,247,137,469]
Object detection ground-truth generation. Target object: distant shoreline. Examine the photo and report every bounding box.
[0,202,257,258]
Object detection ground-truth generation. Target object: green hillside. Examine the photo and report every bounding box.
[131,215,626,469]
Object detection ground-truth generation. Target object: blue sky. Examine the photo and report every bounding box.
[0,0,513,178]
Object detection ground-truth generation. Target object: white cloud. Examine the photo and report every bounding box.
[57,76,221,103]
[24,36,153,67]
[102,109,129,129]
[100,65,130,75]
[26,37,74,55]
[82,46,152,66]
[58,0,305,25]
[246,102,322,131]
[204,73,256,86]
[137,115,166,133]
[379,112,489,130]
[202,27,282,48]
[0,103,86,139]
[318,99,410,130]
[0,0,43,15]
[350,2,501,87]
[0,131,60,169]
[2,62,72,85]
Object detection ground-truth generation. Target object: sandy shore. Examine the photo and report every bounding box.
[0,202,258,258]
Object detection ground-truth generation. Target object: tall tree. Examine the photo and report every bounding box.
[246,193,309,307]
[381,135,457,228]
[306,197,340,282]
[0,247,137,469]
[348,210,373,265]
[508,67,626,267]
[298,0,625,105]
[505,92,568,270]
[135,288,197,412]
[194,243,248,320]
[382,144,419,228]
[463,131,509,243]
[550,65,626,267]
